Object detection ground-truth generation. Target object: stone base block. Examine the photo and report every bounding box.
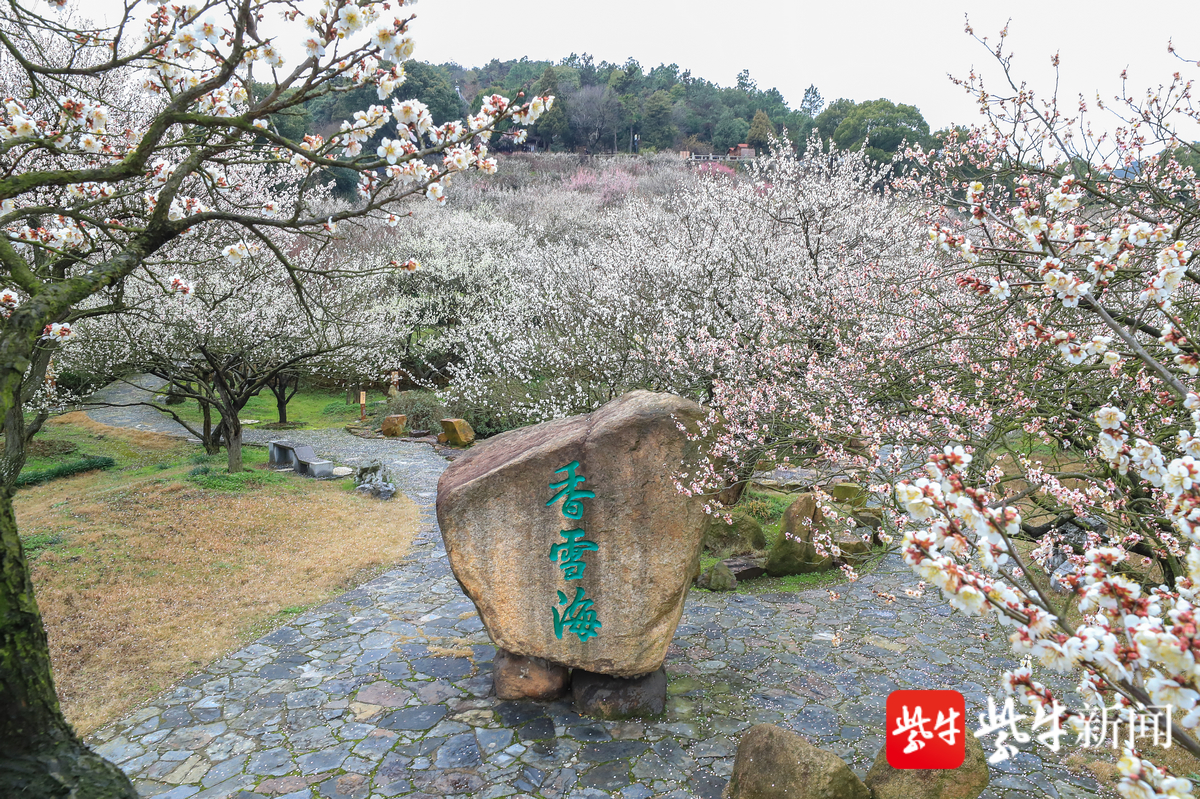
[493,649,570,700]
[301,460,334,478]
[572,667,666,720]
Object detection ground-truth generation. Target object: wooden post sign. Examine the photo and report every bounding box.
[359,390,366,421]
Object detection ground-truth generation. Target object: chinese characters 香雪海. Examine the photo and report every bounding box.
[546,461,601,642]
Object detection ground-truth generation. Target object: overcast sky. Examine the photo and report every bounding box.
[90,0,1200,136]
[407,0,1198,134]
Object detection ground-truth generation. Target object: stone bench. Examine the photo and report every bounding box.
[269,440,334,478]
[268,440,298,468]
[291,444,333,478]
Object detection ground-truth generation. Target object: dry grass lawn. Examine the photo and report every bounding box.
[16,423,420,735]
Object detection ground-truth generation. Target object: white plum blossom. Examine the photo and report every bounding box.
[41,322,75,343]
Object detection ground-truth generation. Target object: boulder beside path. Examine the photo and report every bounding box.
[436,390,711,678]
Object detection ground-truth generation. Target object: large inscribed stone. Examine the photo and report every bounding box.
[436,390,710,677]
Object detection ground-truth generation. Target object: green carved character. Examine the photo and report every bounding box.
[546,460,595,519]
[552,585,602,642]
[549,528,599,579]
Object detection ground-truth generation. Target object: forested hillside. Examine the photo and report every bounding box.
[283,53,936,181]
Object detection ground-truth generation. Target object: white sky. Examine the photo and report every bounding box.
[410,0,1198,134]
[91,0,1200,136]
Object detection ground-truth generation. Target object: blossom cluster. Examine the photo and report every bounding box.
[896,29,1200,795]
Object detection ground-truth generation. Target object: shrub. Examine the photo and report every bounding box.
[377,390,447,431]
[740,492,792,523]
[15,456,116,487]
[739,497,775,522]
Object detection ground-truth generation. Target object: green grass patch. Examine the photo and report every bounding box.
[739,489,792,523]
[321,400,360,418]
[161,388,371,431]
[186,467,287,492]
[22,532,65,559]
[244,603,317,641]
[738,568,850,593]
[16,456,116,487]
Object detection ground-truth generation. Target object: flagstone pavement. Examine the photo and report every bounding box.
[81,394,1113,799]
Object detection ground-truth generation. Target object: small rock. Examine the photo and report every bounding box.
[493,649,570,701]
[726,724,869,799]
[722,556,766,581]
[1045,545,1068,574]
[356,482,395,500]
[1054,516,1108,553]
[355,462,383,482]
[382,414,407,437]
[826,482,866,507]
[703,511,767,555]
[439,418,476,446]
[832,527,873,566]
[696,562,737,591]
[572,668,667,720]
[864,729,989,799]
[355,461,396,500]
[331,466,354,478]
[850,508,883,530]
[765,494,833,576]
[1050,559,1078,594]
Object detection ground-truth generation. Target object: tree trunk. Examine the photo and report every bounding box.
[200,402,223,456]
[266,373,297,424]
[1,347,53,488]
[2,402,31,488]
[0,486,138,798]
[225,418,243,473]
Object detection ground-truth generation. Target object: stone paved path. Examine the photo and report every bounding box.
[81,384,1113,799]
[85,374,193,436]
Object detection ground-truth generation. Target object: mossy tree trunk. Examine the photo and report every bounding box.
[0,352,137,797]
[0,345,52,488]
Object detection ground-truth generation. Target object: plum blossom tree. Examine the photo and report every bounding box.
[891,25,1200,794]
[445,134,936,532]
[0,0,550,791]
[64,219,412,472]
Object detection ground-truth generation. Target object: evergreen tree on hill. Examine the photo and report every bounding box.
[533,66,573,150]
[831,98,931,163]
[746,110,776,153]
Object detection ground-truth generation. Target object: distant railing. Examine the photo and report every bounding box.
[507,151,754,162]
[684,153,753,162]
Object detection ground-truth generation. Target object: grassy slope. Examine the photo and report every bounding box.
[16,415,420,734]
